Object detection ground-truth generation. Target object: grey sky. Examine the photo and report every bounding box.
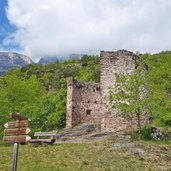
[3,0,171,61]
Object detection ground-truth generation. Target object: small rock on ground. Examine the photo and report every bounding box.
[113,142,135,149]
[113,142,145,157]
[129,147,145,156]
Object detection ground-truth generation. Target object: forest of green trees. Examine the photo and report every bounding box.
[0,52,170,141]
[0,55,100,141]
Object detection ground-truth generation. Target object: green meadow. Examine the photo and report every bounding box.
[1,140,171,171]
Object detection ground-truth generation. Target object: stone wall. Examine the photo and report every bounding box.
[66,50,148,132]
[100,50,138,103]
[66,77,102,128]
[100,50,142,132]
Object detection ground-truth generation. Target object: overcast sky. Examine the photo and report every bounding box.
[0,0,171,61]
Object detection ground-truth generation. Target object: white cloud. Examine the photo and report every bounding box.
[4,0,171,61]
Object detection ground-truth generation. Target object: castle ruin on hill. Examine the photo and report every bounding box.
[66,50,146,132]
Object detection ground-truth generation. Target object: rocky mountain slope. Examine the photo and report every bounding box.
[0,52,34,75]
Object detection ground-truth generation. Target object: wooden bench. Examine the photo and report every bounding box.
[29,132,57,146]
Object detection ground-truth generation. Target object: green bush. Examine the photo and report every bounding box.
[141,125,153,140]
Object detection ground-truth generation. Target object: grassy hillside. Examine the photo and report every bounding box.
[0,55,100,143]
[0,52,170,143]
[0,139,171,171]
[142,51,171,127]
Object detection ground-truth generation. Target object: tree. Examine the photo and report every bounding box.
[0,74,45,140]
[76,55,100,82]
[45,78,67,130]
[143,52,171,127]
[109,65,149,137]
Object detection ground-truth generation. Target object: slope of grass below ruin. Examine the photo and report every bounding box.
[0,139,171,171]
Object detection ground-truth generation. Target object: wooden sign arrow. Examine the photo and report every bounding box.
[4,120,29,129]
[4,128,31,136]
[3,135,31,143]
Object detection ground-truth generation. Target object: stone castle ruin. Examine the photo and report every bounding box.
[66,50,146,132]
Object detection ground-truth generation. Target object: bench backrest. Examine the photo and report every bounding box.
[34,132,57,137]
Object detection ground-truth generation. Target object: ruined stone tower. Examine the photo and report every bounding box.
[66,50,143,131]
[100,50,140,131]
[66,78,102,128]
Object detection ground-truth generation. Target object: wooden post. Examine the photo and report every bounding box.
[3,113,31,171]
[12,142,19,171]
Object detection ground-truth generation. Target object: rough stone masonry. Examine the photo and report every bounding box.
[66,50,147,132]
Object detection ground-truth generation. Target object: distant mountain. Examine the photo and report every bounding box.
[38,54,84,64]
[38,56,60,64]
[0,52,34,75]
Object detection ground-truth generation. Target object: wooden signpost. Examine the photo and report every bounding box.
[4,128,31,136]
[4,120,30,129]
[3,112,31,171]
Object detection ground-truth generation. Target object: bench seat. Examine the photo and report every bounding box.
[29,131,57,145]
